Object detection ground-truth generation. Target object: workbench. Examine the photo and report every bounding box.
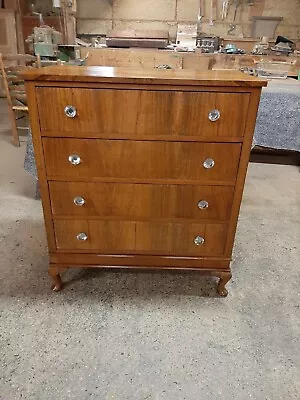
[80,47,300,78]
[254,79,300,152]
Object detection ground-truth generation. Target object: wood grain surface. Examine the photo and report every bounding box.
[23,67,265,294]
[49,182,234,221]
[53,219,227,256]
[25,82,57,251]
[22,66,267,87]
[49,252,230,270]
[224,88,263,256]
[37,87,249,139]
[43,138,242,184]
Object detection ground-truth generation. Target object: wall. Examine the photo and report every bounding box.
[76,0,300,40]
[25,0,53,14]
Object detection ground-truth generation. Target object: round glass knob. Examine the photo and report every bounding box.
[73,196,85,206]
[194,236,205,246]
[64,105,77,118]
[208,109,220,122]
[203,158,215,169]
[76,232,88,241]
[68,154,81,165]
[198,200,209,209]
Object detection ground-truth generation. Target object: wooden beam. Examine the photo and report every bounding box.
[15,0,25,54]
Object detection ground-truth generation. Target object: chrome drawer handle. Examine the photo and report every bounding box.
[68,154,81,165]
[74,196,85,206]
[208,109,220,122]
[194,236,205,246]
[198,200,209,209]
[64,105,77,118]
[76,232,88,241]
[203,158,215,169]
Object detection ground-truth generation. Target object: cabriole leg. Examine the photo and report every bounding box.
[48,264,65,292]
[217,271,232,297]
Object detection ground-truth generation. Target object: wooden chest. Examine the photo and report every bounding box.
[23,67,266,296]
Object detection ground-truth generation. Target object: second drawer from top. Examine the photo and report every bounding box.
[43,138,242,184]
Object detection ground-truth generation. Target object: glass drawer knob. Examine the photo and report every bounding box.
[198,200,209,209]
[194,236,205,246]
[64,105,77,118]
[68,154,81,165]
[208,109,220,122]
[203,158,215,169]
[76,232,88,241]
[74,196,85,206]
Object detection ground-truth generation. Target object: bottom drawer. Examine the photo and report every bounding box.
[53,220,227,256]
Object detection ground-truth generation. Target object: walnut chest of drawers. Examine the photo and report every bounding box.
[23,66,266,295]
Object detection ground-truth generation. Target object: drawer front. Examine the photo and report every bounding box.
[49,182,234,221]
[54,220,227,256]
[43,138,241,184]
[37,87,249,139]
[54,220,136,252]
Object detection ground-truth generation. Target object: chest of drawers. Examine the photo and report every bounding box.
[23,67,266,296]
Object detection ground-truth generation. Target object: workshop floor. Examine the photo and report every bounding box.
[0,98,299,400]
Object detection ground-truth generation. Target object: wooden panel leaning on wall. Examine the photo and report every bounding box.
[22,66,267,296]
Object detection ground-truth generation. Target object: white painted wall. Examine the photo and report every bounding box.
[76,0,300,40]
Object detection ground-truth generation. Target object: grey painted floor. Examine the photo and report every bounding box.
[0,99,299,399]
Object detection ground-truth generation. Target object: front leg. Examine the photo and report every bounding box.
[217,271,232,297]
[48,264,66,292]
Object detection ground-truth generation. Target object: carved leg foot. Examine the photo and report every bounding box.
[217,271,232,297]
[48,265,65,292]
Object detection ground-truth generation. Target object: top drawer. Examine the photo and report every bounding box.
[36,87,249,139]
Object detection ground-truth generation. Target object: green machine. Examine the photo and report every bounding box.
[57,45,81,62]
[26,12,85,65]
[26,25,63,59]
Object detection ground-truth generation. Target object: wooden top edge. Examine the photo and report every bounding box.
[21,66,268,87]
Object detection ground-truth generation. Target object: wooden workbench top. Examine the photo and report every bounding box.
[22,66,267,87]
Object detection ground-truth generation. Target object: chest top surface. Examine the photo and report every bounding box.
[22,66,267,87]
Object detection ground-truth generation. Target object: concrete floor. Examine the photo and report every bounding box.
[0,98,299,399]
